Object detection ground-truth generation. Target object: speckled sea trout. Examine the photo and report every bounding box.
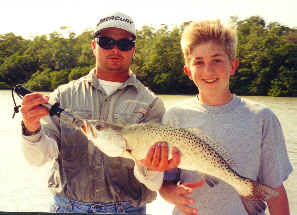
[82,121,278,215]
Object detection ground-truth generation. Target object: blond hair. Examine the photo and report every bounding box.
[181,20,237,65]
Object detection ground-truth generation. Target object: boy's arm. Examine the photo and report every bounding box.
[258,110,292,215]
[267,184,290,215]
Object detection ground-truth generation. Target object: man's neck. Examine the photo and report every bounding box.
[95,69,130,83]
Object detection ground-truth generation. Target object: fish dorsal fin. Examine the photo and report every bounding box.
[134,121,166,130]
[184,127,236,167]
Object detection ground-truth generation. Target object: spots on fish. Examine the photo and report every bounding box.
[92,121,278,203]
[128,123,232,171]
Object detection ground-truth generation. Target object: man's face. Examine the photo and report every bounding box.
[92,28,135,81]
[184,41,238,102]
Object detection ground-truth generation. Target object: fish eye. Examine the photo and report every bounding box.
[95,124,104,130]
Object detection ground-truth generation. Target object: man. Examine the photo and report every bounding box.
[159,20,292,215]
[20,11,179,214]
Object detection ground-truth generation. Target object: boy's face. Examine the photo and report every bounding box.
[184,41,238,103]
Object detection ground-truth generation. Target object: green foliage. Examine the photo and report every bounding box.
[268,67,297,96]
[230,16,297,96]
[0,33,29,61]
[131,25,195,94]
[0,16,296,96]
[0,81,10,89]
[0,54,38,85]
[68,66,91,81]
[25,70,52,91]
[50,70,69,90]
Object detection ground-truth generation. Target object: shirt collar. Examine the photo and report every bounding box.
[85,68,139,92]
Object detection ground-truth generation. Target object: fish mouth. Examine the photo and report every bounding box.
[81,120,129,158]
[81,122,99,138]
[80,120,112,137]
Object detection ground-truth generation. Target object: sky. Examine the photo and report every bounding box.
[1,0,296,39]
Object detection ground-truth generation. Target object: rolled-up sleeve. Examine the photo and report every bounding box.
[134,160,164,191]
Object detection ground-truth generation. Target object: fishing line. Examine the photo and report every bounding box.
[11,85,22,119]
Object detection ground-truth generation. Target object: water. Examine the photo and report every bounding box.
[0,90,296,214]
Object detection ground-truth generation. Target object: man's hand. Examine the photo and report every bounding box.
[20,93,49,133]
[141,142,181,171]
[159,181,205,215]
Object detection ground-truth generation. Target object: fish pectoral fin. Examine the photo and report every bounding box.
[240,197,267,215]
[200,173,219,187]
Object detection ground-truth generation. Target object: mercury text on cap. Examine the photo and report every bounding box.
[97,16,134,26]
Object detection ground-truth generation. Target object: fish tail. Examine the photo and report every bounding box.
[240,197,267,215]
[251,182,279,201]
[239,181,278,215]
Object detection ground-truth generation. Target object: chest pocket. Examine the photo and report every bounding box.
[113,100,151,124]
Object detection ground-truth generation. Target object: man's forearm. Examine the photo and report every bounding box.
[22,133,59,166]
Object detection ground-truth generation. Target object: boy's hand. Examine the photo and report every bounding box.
[159,181,205,215]
[141,142,181,171]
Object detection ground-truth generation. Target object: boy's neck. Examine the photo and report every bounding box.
[198,93,234,106]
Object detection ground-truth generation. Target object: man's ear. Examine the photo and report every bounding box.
[91,40,97,56]
[231,59,239,76]
[132,45,136,58]
[184,66,192,80]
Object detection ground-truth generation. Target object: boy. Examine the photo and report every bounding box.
[159,20,292,215]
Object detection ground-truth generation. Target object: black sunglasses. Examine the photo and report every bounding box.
[96,36,135,51]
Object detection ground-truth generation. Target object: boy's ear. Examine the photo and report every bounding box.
[184,66,193,80]
[231,59,239,75]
